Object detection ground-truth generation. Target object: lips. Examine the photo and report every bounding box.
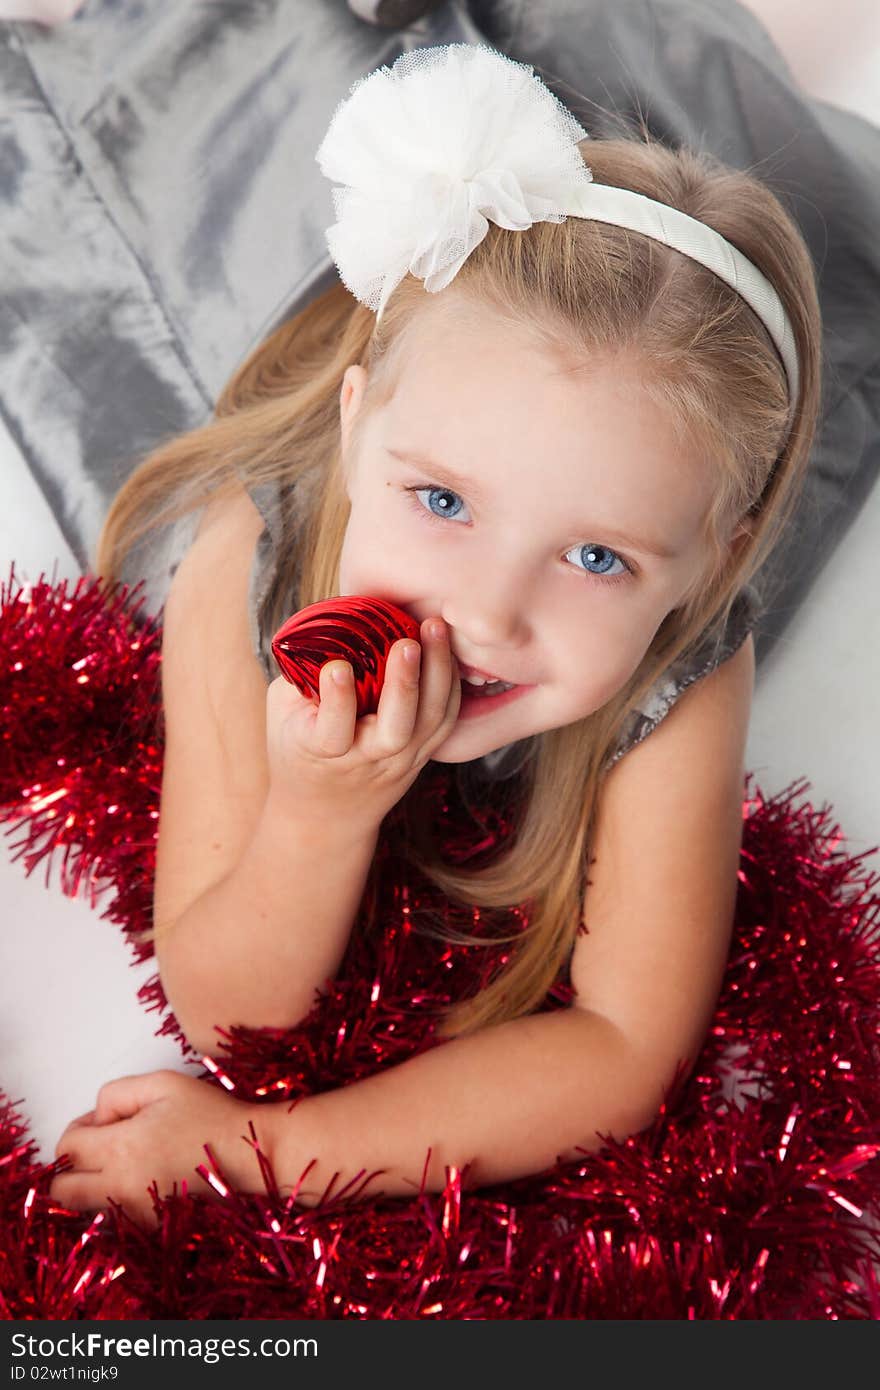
[457,680,531,719]
[456,659,507,684]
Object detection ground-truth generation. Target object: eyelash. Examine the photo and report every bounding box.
[402,484,636,587]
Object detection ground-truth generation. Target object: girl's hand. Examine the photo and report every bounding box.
[265,615,461,831]
[48,1071,290,1231]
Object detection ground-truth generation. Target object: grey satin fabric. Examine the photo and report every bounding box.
[605,584,761,770]
[1,0,878,677]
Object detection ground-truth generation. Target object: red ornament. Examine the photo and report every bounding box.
[271,597,421,717]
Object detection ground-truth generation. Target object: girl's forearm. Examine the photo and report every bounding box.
[154,796,381,1056]
[267,1007,670,1205]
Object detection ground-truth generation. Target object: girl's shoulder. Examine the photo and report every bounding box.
[117,466,312,687]
[606,584,763,772]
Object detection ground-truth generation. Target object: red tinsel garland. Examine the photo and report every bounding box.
[1,564,879,1319]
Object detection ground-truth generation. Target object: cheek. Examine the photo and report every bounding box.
[337,507,423,598]
[336,524,355,594]
[337,517,378,596]
[556,608,660,713]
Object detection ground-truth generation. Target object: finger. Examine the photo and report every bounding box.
[267,672,308,712]
[441,648,463,728]
[94,1087,142,1126]
[54,1116,108,1165]
[309,660,357,757]
[373,638,422,749]
[65,1109,97,1129]
[93,1071,172,1126]
[420,650,462,758]
[49,1173,105,1211]
[49,1172,157,1229]
[411,618,458,742]
[52,1132,101,1170]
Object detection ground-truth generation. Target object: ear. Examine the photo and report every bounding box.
[725,518,753,561]
[687,519,751,607]
[339,364,369,461]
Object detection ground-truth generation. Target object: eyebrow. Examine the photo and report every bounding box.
[385,447,680,561]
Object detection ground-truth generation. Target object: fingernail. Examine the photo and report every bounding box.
[331,663,350,686]
[428,620,445,641]
[404,643,420,664]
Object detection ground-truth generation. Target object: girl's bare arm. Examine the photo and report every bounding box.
[152,484,380,1056]
[155,804,381,1060]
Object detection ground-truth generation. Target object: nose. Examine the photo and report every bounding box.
[440,568,530,657]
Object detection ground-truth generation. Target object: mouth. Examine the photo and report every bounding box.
[457,678,532,719]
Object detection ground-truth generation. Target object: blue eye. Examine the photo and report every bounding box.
[411,485,467,521]
[564,542,630,582]
[404,484,634,587]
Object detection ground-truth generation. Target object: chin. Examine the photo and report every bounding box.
[428,723,533,766]
[427,744,485,766]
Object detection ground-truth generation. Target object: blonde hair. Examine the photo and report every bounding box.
[96,131,822,1040]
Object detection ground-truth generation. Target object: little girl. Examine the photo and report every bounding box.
[50,45,821,1228]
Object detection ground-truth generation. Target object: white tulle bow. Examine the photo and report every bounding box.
[315,44,594,317]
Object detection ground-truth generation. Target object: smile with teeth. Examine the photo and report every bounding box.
[460,672,516,695]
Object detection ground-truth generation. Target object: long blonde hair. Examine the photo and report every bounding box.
[96,131,822,1040]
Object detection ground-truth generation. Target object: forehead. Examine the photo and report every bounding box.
[372,301,717,543]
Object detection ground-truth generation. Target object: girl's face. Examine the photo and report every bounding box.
[338,305,739,765]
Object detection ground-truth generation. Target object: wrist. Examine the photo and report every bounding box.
[261,784,384,852]
[258,1093,327,1210]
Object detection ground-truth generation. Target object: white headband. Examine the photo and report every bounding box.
[316,44,799,408]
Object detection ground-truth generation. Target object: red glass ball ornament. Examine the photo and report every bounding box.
[271,597,421,717]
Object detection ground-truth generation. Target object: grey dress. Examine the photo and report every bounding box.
[134,471,761,779]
